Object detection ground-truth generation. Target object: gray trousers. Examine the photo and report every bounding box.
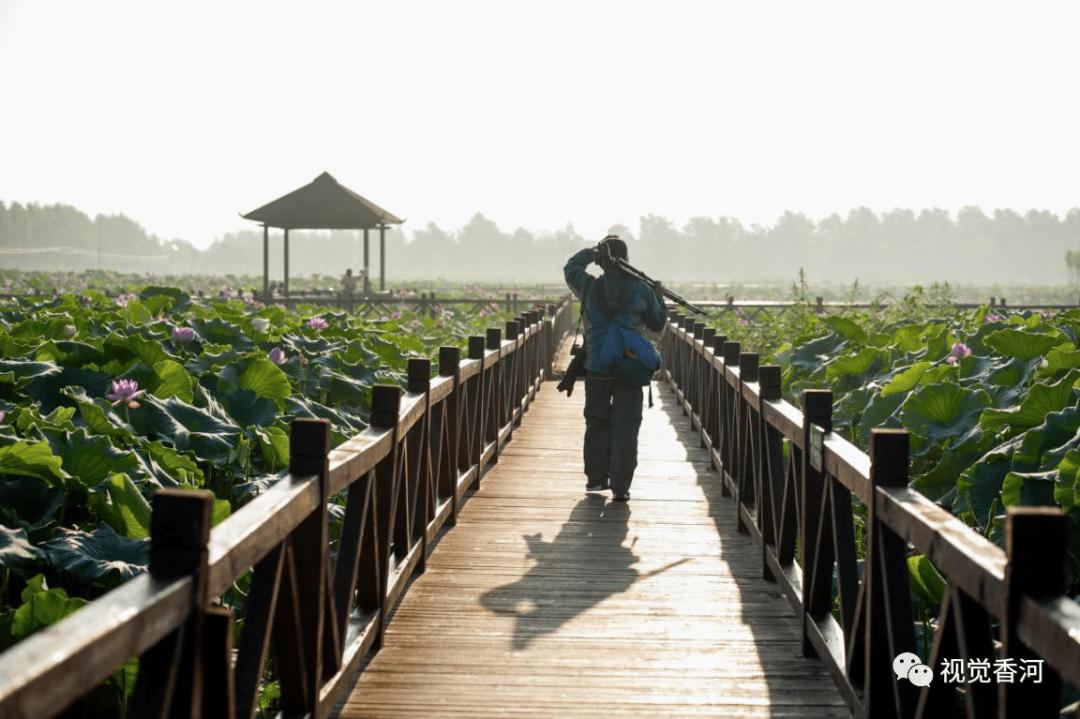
[583,376,644,495]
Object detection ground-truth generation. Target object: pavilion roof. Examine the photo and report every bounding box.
[242,171,403,229]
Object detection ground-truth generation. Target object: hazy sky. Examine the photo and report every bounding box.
[1,1,1077,250]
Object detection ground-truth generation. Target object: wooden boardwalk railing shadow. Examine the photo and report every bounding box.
[334,355,851,718]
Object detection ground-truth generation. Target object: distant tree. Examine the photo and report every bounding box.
[637,214,681,277]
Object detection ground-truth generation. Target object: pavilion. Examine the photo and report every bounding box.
[241,172,404,299]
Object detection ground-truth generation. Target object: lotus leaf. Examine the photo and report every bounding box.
[822,315,868,343]
[151,359,194,403]
[134,395,240,464]
[900,383,992,448]
[1001,471,1057,509]
[102,334,170,372]
[43,428,140,488]
[15,405,77,435]
[1053,449,1080,512]
[907,554,946,608]
[790,333,847,375]
[88,473,152,540]
[221,389,278,427]
[881,361,934,397]
[983,328,1069,362]
[187,317,254,351]
[980,369,1080,434]
[1010,406,1080,471]
[11,574,88,641]
[955,450,1013,525]
[253,426,290,470]
[41,525,149,587]
[237,358,291,403]
[35,340,106,366]
[1036,344,1080,379]
[0,476,64,533]
[139,441,200,486]
[889,324,925,354]
[24,365,113,413]
[139,286,190,313]
[0,440,69,487]
[825,348,881,380]
[0,525,41,568]
[0,359,61,391]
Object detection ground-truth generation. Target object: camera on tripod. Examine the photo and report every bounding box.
[557,343,587,396]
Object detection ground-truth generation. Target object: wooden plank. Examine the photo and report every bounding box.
[336,382,850,718]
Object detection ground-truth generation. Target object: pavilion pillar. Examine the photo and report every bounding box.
[363,228,371,296]
[262,224,269,301]
[283,228,290,299]
[379,223,386,292]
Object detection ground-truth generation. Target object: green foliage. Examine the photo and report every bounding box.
[0,283,528,694]
[703,291,1080,598]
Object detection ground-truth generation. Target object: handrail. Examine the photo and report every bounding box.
[662,311,1080,719]
[0,296,574,719]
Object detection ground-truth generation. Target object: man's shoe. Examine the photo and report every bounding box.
[612,491,631,502]
[586,481,609,492]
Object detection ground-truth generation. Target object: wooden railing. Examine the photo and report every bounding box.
[662,312,1080,719]
[0,298,574,719]
[687,296,1078,321]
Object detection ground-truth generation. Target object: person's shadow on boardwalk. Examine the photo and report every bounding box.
[479,495,687,651]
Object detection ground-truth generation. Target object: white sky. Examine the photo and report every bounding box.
[1,1,1078,250]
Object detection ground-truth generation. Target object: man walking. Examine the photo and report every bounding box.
[564,235,666,501]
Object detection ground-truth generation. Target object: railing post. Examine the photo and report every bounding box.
[486,328,503,461]
[408,358,433,573]
[736,352,759,533]
[131,488,214,719]
[440,346,462,525]
[800,389,832,659]
[1001,507,1065,717]
[286,417,333,718]
[468,336,487,473]
[369,384,401,650]
[863,428,917,719]
[719,341,741,496]
[758,365,782,579]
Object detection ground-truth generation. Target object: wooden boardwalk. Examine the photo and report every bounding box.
[336,376,851,718]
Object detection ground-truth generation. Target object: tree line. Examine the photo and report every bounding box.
[2,199,1078,285]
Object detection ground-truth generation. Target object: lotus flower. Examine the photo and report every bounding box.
[985,313,1003,323]
[269,347,286,365]
[945,342,972,365]
[106,379,146,408]
[63,325,77,339]
[251,317,270,333]
[172,327,195,343]
[0,409,6,424]
[306,317,328,331]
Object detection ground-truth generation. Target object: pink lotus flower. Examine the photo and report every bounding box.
[945,342,972,365]
[172,327,195,343]
[306,317,329,330]
[984,313,1003,323]
[0,409,6,424]
[63,325,77,339]
[268,347,286,365]
[106,379,146,408]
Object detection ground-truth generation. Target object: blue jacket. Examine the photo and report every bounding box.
[563,248,666,374]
